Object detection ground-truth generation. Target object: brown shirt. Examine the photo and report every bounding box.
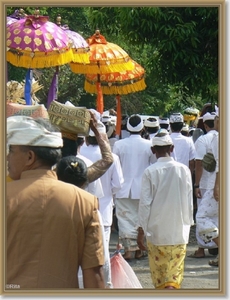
[7,169,104,288]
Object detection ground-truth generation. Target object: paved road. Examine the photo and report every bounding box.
[109,225,219,290]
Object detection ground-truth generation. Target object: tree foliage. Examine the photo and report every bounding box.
[6,6,219,116]
[86,7,218,103]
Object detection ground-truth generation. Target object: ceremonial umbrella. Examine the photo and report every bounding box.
[70,30,135,116]
[6,9,73,105]
[84,59,146,95]
[84,59,146,135]
[7,8,27,27]
[55,14,90,64]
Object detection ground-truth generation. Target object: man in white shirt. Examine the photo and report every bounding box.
[80,121,124,287]
[192,112,219,264]
[144,117,160,139]
[159,117,170,131]
[169,112,196,175]
[113,114,156,260]
[137,129,193,289]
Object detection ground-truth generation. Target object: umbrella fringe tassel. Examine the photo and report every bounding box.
[7,50,73,69]
[72,53,90,64]
[84,78,146,95]
[70,60,135,74]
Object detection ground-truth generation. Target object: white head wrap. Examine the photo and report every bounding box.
[144,118,159,128]
[169,113,184,123]
[88,121,106,136]
[199,112,216,122]
[152,129,173,147]
[7,116,63,147]
[127,114,144,132]
[159,118,169,125]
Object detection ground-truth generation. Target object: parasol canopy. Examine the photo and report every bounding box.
[7,8,27,26]
[6,11,73,69]
[84,59,146,136]
[84,59,146,95]
[70,30,134,74]
[7,16,21,26]
[56,14,90,64]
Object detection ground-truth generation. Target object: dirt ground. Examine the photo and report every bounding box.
[109,225,219,291]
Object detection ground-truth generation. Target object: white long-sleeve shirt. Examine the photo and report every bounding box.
[138,157,194,246]
[194,130,218,189]
[80,145,124,226]
[113,135,156,199]
[77,153,104,199]
[170,132,196,167]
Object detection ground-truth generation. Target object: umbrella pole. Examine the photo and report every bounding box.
[56,66,59,100]
[96,74,104,113]
[24,68,33,105]
[115,94,121,137]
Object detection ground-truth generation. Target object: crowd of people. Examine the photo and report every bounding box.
[6,101,219,290]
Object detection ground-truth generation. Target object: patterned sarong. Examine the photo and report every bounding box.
[147,241,186,289]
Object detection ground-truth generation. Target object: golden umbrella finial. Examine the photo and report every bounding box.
[56,14,62,26]
[34,8,40,18]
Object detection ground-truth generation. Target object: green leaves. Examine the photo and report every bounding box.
[6,6,218,115]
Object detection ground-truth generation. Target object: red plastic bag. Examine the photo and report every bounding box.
[110,252,143,288]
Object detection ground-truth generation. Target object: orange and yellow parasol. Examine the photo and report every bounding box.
[84,59,147,136]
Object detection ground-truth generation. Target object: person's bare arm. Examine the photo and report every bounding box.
[213,172,219,201]
[194,159,203,198]
[189,159,195,176]
[87,111,113,183]
[83,265,105,288]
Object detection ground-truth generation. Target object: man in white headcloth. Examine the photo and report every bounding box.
[137,129,193,289]
[144,117,160,139]
[80,119,124,288]
[101,113,118,151]
[169,112,196,175]
[6,116,105,289]
[112,114,156,260]
[159,117,170,131]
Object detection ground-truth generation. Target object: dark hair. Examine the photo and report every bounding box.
[204,120,215,129]
[197,103,213,132]
[170,122,183,132]
[159,124,169,130]
[56,156,88,188]
[21,145,62,167]
[181,130,189,136]
[128,114,142,127]
[85,136,98,146]
[141,128,150,139]
[20,118,62,166]
[153,145,171,151]
[145,126,159,134]
[76,137,85,148]
[61,138,78,157]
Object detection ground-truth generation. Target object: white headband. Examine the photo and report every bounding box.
[152,129,173,146]
[7,116,63,148]
[127,115,144,132]
[159,118,169,125]
[144,118,159,128]
[89,121,106,136]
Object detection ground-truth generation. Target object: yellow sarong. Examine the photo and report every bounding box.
[147,240,186,289]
